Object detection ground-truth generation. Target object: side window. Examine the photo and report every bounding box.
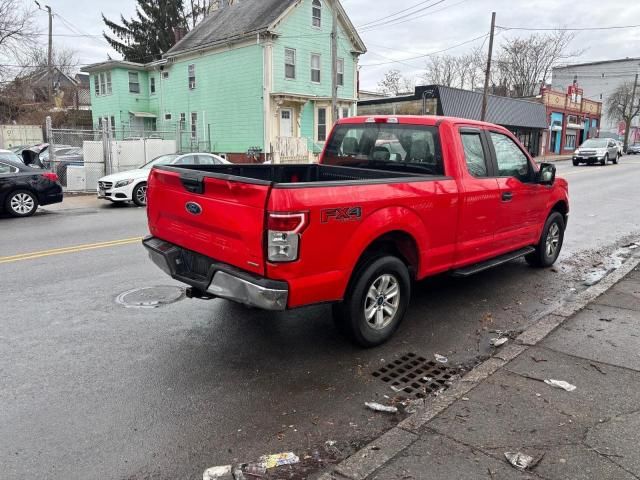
[196,155,216,165]
[0,162,18,174]
[460,132,488,177]
[490,132,531,182]
[174,155,196,165]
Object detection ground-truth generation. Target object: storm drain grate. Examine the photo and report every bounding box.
[371,352,458,398]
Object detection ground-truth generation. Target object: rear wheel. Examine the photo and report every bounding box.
[333,255,411,347]
[132,182,147,207]
[572,159,579,166]
[613,153,620,164]
[5,190,38,217]
[600,154,608,166]
[526,212,565,268]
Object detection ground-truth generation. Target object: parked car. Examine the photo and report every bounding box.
[0,158,62,217]
[572,138,620,166]
[627,143,640,155]
[143,115,569,347]
[0,149,25,164]
[97,152,230,207]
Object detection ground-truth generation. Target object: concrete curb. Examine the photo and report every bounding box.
[320,252,640,480]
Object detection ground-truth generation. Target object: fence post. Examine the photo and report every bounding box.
[102,121,112,176]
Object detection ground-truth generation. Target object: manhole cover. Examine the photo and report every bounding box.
[372,352,458,398]
[116,286,185,309]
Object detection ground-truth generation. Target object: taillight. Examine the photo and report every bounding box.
[267,212,308,263]
[43,172,59,182]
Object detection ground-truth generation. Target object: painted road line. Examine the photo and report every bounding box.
[0,237,143,264]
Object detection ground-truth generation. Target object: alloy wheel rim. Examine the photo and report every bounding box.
[136,186,147,204]
[364,274,400,330]
[10,193,35,215]
[546,223,560,257]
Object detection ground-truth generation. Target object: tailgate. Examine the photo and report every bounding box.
[146,167,271,275]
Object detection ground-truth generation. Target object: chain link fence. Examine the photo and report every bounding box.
[45,116,188,192]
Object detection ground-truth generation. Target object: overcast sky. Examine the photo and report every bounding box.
[31,0,640,90]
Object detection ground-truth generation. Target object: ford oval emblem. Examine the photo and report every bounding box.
[185,201,202,215]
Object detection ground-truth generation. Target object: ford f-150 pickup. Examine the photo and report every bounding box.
[143,116,569,347]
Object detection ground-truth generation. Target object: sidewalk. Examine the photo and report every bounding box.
[324,258,640,480]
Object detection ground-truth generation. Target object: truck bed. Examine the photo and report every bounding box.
[154,163,431,187]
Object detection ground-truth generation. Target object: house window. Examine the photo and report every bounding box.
[317,107,327,141]
[162,71,169,79]
[99,73,106,96]
[191,112,198,139]
[128,72,140,93]
[110,116,116,133]
[285,48,296,80]
[94,75,100,96]
[340,107,349,119]
[188,64,196,89]
[337,58,344,86]
[312,0,321,28]
[311,54,321,83]
[179,113,186,130]
[150,77,156,94]
[165,113,172,121]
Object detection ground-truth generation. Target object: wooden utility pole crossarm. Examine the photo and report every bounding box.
[481,12,496,122]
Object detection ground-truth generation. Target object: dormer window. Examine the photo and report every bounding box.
[312,0,321,28]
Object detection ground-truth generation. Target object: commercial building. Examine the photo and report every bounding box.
[552,58,640,140]
[538,85,602,155]
[358,85,548,156]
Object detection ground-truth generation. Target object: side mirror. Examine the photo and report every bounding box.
[538,162,556,185]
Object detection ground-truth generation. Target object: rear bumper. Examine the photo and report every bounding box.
[142,236,288,311]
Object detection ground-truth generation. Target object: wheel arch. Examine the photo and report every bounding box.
[550,200,569,225]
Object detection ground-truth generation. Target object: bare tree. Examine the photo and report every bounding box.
[493,30,579,97]
[377,69,415,96]
[606,80,640,151]
[423,48,485,91]
[0,0,38,78]
[18,46,79,77]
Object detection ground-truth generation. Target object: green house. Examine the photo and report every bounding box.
[82,0,366,162]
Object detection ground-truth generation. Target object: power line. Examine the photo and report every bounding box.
[358,0,470,33]
[357,0,446,29]
[496,24,640,32]
[360,33,489,68]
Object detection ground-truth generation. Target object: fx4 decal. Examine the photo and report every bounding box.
[321,207,362,223]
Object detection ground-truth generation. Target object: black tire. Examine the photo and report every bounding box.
[600,154,608,166]
[525,211,565,268]
[572,159,579,166]
[132,182,147,207]
[333,255,411,347]
[613,154,619,164]
[5,190,38,217]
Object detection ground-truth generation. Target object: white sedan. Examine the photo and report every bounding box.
[97,153,229,206]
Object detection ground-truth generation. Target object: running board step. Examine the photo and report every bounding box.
[451,247,536,277]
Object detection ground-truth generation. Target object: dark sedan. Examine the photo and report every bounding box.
[0,159,63,217]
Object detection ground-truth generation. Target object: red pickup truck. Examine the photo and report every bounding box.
[143,116,568,346]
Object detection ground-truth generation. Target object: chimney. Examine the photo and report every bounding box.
[174,27,186,43]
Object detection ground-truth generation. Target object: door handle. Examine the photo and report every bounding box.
[502,191,513,202]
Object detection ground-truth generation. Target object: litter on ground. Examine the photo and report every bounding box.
[260,452,299,469]
[365,402,399,413]
[203,465,233,480]
[544,379,577,392]
[490,337,508,347]
[504,452,534,470]
[434,353,448,363]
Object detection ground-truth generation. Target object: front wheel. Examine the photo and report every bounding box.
[613,154,619,164]
[333,256,411,347]
[6,190,39,217]
[572,159,579,166]
[132,182,147,207]
[600,154,608,166]
[526,212,565,268]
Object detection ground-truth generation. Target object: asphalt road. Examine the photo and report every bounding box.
[2,158,640,479]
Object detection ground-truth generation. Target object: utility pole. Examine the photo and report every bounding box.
[624,72,638,152]
[481,12,496,122]
[331,0,338,125]
[35,1,53,102]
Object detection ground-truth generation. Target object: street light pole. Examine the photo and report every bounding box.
[35,1,53,102]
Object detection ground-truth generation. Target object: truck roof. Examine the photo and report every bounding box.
[338,115,504,130]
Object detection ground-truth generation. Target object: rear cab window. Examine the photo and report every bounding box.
[323,122,444,175]
[460,131,489,177]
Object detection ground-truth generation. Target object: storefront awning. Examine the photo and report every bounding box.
[129,111,157,118]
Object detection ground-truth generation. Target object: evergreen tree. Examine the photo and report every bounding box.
[102,0,188,63]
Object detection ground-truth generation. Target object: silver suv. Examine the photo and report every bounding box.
[573,138,620,166]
